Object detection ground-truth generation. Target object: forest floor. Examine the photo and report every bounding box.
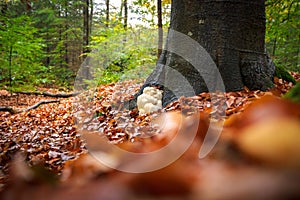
[0,73,300,199]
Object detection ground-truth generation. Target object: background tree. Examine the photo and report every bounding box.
[265,0,299,72]
[132,0,276,107]
[157,0,163,59]
[105,0,109,27]
[123,0,128,29]
[83,0,90,56]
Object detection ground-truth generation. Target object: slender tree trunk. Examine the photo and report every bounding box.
[106,0,109,27]
[82,0,91,80]
[83,0,90,54]
[58,7,63,68]
[65,1,69,66]
[46,30,50,66]
[124,0,128,29]
[89,0,93,35]
[157,0,163,59]
[9,45,13,94]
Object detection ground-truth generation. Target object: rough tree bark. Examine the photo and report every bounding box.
[129,0,275,108]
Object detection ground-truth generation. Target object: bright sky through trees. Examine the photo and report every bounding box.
[94,0,155,26]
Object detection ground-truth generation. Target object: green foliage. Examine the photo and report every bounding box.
[274,65,296,84]
[266,0,300,72]
[0,0,171,91]
[0,0,84,90]
[0,14,45,91]
[31,0,83,82]
[86,21,157,85]
[284,81,300,103]
[34,65,75,89]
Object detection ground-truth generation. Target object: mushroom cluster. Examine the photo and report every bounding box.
[137,87,163,115]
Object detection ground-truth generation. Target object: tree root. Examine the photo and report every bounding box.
[0,100,60,114]
[0,107,18,114]
[16,91,80,98]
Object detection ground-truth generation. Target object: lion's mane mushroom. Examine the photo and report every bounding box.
[137,87,163,115]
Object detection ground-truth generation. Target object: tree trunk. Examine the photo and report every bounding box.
[81,0,91,80]
[157,0,163,59]
[130,0,275,108]
[46,30,50,66]
[65,0,69,66]
[9,45,13,94]
[124,0,128,29]
[83,0,90,52]
[106,0,109,27]
[89,0,93,36]
[58,8,63,68]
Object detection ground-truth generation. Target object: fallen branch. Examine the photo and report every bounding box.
[16,91,80,98]
[0,106,19,114]
[24,100,60,112]
[0,100,60,114]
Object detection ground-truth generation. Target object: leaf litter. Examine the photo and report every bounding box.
[0,74,299,199]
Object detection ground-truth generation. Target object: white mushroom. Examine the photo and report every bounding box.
[137,87,163,115]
